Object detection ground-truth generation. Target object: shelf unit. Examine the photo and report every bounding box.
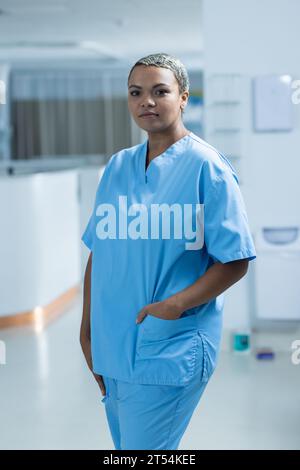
[205,74,246,183]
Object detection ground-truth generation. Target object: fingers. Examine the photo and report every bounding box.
[136,311,148,324]
[94,373,106,396]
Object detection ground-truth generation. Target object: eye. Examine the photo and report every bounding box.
[129,89,169,97]
[129,90,140,96]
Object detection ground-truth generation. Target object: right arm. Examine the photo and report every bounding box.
[80,252,106,395]
[80,252,92,347]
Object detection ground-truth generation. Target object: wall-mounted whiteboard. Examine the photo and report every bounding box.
[253,75,293,132]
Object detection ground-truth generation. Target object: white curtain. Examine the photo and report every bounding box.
[11,68,135,160]
[0,64,11,160]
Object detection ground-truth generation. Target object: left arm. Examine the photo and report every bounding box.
[166,258,248,314]
[136,259,249,323]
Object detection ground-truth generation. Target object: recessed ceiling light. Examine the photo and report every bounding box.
[0,41,78,48]
[4,3,69,14]
[115,18,126,27]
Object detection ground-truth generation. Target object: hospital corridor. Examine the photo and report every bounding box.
[0,0,300,453]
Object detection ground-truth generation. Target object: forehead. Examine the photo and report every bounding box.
[128,65,177,87]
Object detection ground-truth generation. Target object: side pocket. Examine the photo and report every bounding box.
[134,314,202,386]
[197,331,218,383]
[101,375,109,403]
[197,331,209,383]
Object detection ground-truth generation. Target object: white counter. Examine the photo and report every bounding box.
[0,167,103,318]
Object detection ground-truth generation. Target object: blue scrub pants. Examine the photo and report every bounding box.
[100,368,209,450]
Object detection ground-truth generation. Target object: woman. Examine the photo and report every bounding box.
[80,53,256,450]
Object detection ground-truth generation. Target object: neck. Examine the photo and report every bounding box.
[146,125,190,162]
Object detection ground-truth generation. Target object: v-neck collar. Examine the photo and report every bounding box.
[139,131,193,184]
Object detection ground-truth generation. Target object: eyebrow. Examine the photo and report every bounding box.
[128,83,170,89]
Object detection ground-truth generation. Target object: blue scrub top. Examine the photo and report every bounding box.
[81,131,256,386]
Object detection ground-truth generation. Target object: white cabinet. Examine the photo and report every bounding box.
[255,227,300,320]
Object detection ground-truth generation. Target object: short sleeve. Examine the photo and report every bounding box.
[80,154,117,251]
[81,213,94,250]
[200,158,257,264]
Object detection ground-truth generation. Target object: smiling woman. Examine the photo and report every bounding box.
[80,52,256,450]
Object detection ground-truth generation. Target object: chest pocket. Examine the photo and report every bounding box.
[134,313,209,386]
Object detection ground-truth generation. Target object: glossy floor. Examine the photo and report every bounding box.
[0,292,299,450]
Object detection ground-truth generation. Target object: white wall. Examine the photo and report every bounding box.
[203,0,300,329]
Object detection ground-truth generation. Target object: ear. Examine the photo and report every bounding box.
[180,91,189,111]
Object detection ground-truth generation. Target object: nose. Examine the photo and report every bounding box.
[141,94,156,108]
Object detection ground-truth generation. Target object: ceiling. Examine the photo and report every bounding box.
[0,0,203,68]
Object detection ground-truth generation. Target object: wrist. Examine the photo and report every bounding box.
[164,294,186,316]
[80,327,91,343]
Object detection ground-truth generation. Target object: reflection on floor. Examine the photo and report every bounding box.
[0,289,299,450]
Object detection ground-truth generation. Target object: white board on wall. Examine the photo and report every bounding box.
[253,75,293,132]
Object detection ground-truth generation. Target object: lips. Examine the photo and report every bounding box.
[139,112,159,117]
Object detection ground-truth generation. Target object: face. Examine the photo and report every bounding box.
[127,65,189,133]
